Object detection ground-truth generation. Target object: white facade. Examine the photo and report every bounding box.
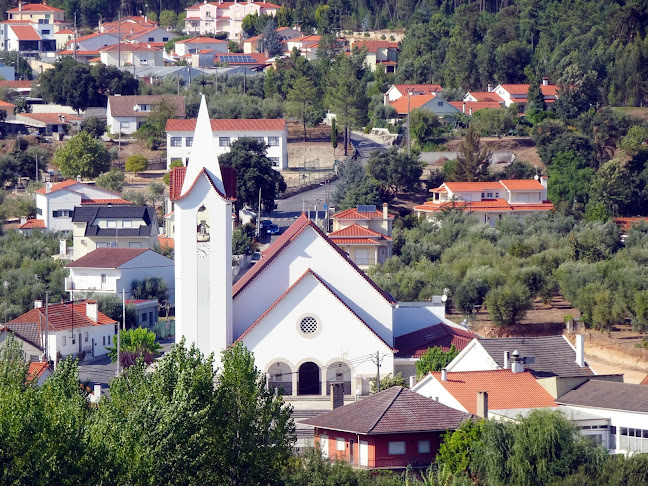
[0,22,57,57]
[66,32,119,52]
[47,323,116,360]
[184,1,279,39]
[174,37,228,56]
[99,45,164,68]
[166,122,288,170]
[66,250,175,303]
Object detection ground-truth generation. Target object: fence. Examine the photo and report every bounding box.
[112,158,167,171]
[152,319,175,340]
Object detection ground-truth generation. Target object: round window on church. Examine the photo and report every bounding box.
[298,315,320,337]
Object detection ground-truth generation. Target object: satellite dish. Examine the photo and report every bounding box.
[441,294,447,303]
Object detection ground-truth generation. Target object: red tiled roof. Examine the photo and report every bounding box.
[237,268,394,350]
[165,117,286,132]
[56,29,74,34]
[392,84,443,94]
[80,198,132,205]
[108,95,185,118]
[18,219,45,229]
[99,42,160,52]
[500,179,545,191]
[19,112,81,124]
[27,362,50,382]
[175,36,226,44]
[614,217,648,233]
[354,40,399,52]
[10,25,41,40]
[328,224,391,242]
[0,80,32,89]
[465,91,504,103]
[415,199,552,213]
[158,235,174,248]
[169,166,236,202]
[641,375,648,386]
[8,3,63,12]
[428,369,557,414]
[57,50,101,56]
[35,179,77,194]
[9,301,117,332]
[0,100,16,109]
[302,386,471,434]
[498,84,558,97]
[169,166,186,200]
[67,248,148,268]
[331,207,393,220]
[449,101,502,113]
[394,324,475,359]
[390,94,436,115]
[233,213,397,304]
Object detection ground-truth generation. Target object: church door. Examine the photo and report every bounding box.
[298,362,320,395]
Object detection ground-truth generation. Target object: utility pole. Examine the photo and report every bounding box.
[374,351,380,393]
[117,8,121,68]
[35,154,38,183]
[256,187,261,237]
[45,291,49,363]
[407,89,411,156]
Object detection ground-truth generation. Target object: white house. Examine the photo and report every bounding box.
[107,94,186,135]
[19,179,132,234]
[126,299,160,328]
[389,94,461,120]
[171,96,476,394]
[99,42,164,68]
[284,35,320,59]
[184,0,280,39]
[174,36,228,56]
[352,40,399,73]
[243,27,301,54]
[4,300,117,362]
[66,248,174,304]
[414,179,555,224]
[165,117,288,170]
[493,78,558,112]
[384,84,443,104]
[1,2,67,58]
[65,31,120,52]
[71,206,159,259]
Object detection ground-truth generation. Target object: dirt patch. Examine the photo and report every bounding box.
[444,136,543,168]
[612,107,648,122]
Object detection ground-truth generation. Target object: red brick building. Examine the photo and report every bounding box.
[302,386,470,469]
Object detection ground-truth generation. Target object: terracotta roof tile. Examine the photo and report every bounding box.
[158,235,174,248]
[392,84,443,95]
[442,181,504,192]
[169,166,186,200]
[354,40,399,52]
[395,324,475,359]
[165,117,286,132]
[328,224,391,240]
[428,369,557,414]
[35,179,78,195]
[9,301,117,332]
[175,36,226,44]
[302,386,471,434]
[169,166,236,201]
[0,80,32,89]
[449,101,502,113]
[389,94,436,115]
[19,112,81,124]
[10,25,41,40]
[80,198,133,205]
[615,217,648,233]
[27,362,50,382]
[8,3,63,11]
[331,207,393,220]
[641,375,648,385]
[18,219,45,229]
[233,213,397,305]
[500,179,545,191]
[465,91,504,103]
[67,248,148,268]
[108,95,185,118]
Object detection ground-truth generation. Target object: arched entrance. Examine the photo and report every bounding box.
[267,361,293,396]
[326,362,352,395]
[298,362,320,395]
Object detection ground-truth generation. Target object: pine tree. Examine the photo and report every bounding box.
[452,126,491,182]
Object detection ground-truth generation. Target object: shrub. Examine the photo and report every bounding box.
[485,284,533,326]
[125,154,149,173]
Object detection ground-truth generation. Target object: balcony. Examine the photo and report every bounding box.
[65,277,116,293]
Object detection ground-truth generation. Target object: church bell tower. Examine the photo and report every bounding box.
[173,96,233,366]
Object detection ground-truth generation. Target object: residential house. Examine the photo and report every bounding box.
[174,36,228,56]
[302,386,471,469]
[6,2,66,24]
[126,299,160,328]
[243,26,301,53]
[3,300,117,362]
[445,335,595,378]
[411,369,558,415]
[65,31,119,52]
[54,28,73,49]
[184,0,280,39]
[448,101,502,115]
[66,248,174,304]
[556,380,648,454]
[284,35,320,60]
[100,16,158,33]
[0,79,31,95]
[415,179,554,224]
[165,117,287,169]
[1,2,68,58]
[0,99,16,114]
[123,26,176,44]
[99,42,164,68]
[389,94,461,121]
[19,179,132,233]
[328,204,394,268]
[213,52,268,69]
[15,112,81,136]
[71,205,159,259]
[384,84,443,104]
[493,78,558,112]
[353,40,398,73]
[463,88,504,104]
[27,361,52,385]
[107,94,186,135]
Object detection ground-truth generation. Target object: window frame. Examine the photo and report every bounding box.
[219,136,230,147]
[268,136,279,146]
[170,136,183,147]
[388,441,406,455]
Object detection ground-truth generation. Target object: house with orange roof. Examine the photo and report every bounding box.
[463,89,504,104]
[65,31,119,53]
[384,84,444,104]
[353,40,399,73]
[493,77,558,112]
[415,178,554,224]
[174,36,228,56]
[19,179,133,234]
[99,42,164,67]
[243,26,301,54]
[2,2,68,58]
[3,300,117,362]
[107,94,186,135]
[184,0,280,39]
[449,100,502,115]
[285,34,321,59]
[15,111,81,136]
[27,361,52,385]
[389,93,461,120]
[328,203,394,268]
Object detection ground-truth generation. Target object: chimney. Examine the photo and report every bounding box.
[575,334,585,367]
[540,176,548,189]
[441,368,447,381]
[476,391,488,418]
[409,375,415,388]
[59,239,67,256]
[382,202,388,219]
[487,83,493,92]
[18,2,21,12]
[45,182,52,193]
[20,217,26,226]
[383,93,389,106]
[462,101,465,113]
[469,107,473,116]
[76,175,82,182]
[503,351,509,370]
[511,350,524,373]
[330,383,344,409]
[542,77,549,86]
[34,300,43,308]
[86,300,98,322]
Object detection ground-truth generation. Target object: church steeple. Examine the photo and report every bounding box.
[180,94,225,196]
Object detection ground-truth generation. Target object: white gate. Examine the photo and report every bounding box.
[359,440,368,466]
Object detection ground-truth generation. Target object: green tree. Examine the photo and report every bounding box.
[14,96,31,114]
[148,181,165,210]
[95,294,138,329]
[286,74,318,142]
[452,126,491,181]
[484,283,533,326]
[218,138,287,214]
[331,116,339,153]
[131,276,169,305]
[437,418,484,477]
[369,372,407,393]
[215,342,295,485]
[410,108,441,147]
[159,10,177,29]
[107,327,161,368]
[163,159,183,186]
[81,116,107,138]
[416,345,460,378]
[547,151,595,207]
[470,107,517,136]
[591,158,638,216]
[53,130,111,179]
[164,35,190,53]
[259,19,283,57]
[95,168,125,193]
[366,148,423,196]
[123,190,148,206]
[619,125,648,156]
[232,227,255,255]
[125,154,149,174]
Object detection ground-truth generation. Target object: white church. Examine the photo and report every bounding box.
[172,97,467,396]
